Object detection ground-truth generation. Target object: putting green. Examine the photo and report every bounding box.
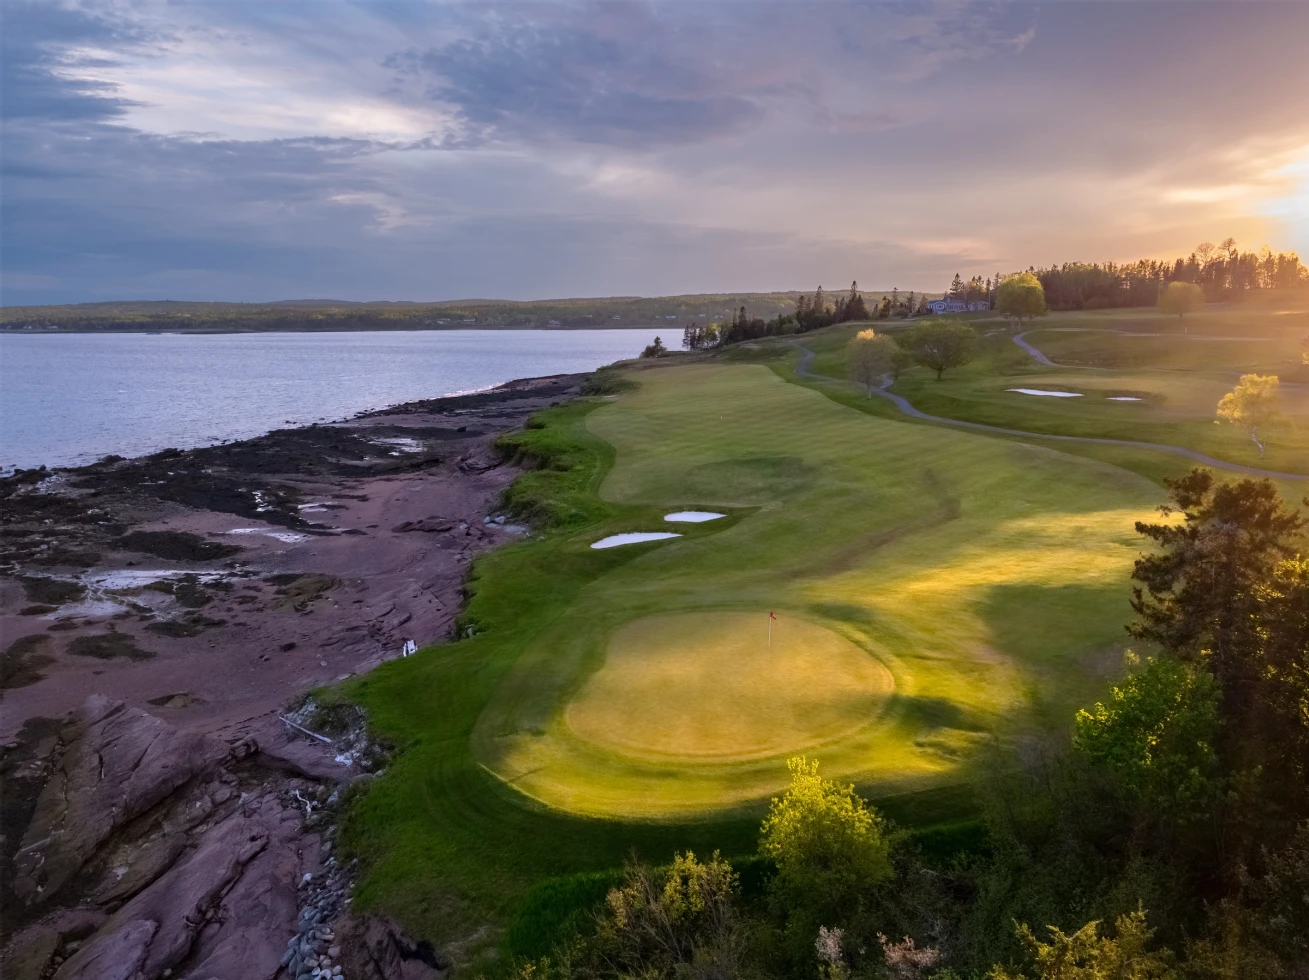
[566,612,894,762]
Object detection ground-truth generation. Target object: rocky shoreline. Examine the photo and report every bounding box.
[0,374,585,979]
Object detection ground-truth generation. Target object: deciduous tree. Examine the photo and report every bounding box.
[1216,374,1280,457]
[759,757,891,915]
[1074,653,1219,820]
[995,272,1047,324]
[988,907,1176,980]
[897,320,978,380]
[1157,281,1205,318]
[846,329,897,395]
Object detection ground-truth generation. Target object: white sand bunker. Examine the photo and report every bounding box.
[664,511,725,523]
[591,532,682,549]
[1007,388,1083,398]
[1107,396,1143,401]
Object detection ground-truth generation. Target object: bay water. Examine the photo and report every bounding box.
[0,329,665,470]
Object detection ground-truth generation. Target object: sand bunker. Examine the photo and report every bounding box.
[566,612,893,762]
[1007,388,1083,398]
[590,532,681,549]
[664,511,725,523]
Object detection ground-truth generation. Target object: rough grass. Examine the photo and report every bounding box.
[342,361,1164,962]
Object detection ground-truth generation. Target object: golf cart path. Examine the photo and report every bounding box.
[793,346,1306,481]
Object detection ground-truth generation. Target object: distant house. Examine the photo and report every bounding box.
[927,298,989,314]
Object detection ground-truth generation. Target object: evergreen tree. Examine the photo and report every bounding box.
[949,273,966,299]
[844,281,869,321]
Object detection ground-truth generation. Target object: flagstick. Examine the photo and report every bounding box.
[768,615,772,647]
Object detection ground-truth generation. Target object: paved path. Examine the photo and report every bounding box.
[1013,331,1056,366]
[793,346,1305,481]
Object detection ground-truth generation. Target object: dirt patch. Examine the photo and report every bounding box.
[1,635,55,690]
[118,530,243,562]
[66,632,154,661]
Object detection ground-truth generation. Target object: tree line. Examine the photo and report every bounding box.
[670,283,928,354]
[924,239,1306,315]
[1029,240,1307,312]
[513,472,1309,980]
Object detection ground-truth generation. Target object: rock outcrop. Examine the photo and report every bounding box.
[11,695,231,906]
[0,696,441,980]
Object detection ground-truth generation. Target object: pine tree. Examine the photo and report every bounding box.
[813,286,825,315]
[949,273,965,299]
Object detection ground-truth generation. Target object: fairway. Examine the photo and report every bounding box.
[566,612,894,761]
[800,295,1309,477]
[473,362,1161,818]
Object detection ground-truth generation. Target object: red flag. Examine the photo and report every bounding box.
[769,611,777,620]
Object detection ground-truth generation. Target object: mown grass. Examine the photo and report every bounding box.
[799,299,1309,477]
[341,358,1169,967]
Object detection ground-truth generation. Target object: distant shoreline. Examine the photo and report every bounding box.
[0,324,671,335]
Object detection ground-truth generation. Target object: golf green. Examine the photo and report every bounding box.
[472,362,1160,818]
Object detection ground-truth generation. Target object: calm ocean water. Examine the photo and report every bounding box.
[0,329,666,470]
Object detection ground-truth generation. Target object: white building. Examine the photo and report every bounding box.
[927,298,989,314]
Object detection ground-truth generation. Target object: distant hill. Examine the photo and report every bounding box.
[0,291,912,333]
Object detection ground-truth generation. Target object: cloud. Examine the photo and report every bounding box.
[0,2,150,121]
[2,1,1308,304]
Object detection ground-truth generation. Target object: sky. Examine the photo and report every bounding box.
[2,1,1307,306]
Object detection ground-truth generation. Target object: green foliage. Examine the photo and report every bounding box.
[898,320,979,380]
[580,368,638,396]
[1129,468,1305,691]
[1158,282,1205,318]
[640,336,669,358]
[996,273,1048,323]
[494,402,616,528]
[1215,374,1281,457]
[1074,654,1219,818]
[759,757,892,915]
[506,869,625,960]
[988,907,1177,980]
[846,328,898,394]
[512,852,744,980]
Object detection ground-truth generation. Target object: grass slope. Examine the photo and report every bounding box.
[344,360,1163,962]
[801,297,1309,478]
